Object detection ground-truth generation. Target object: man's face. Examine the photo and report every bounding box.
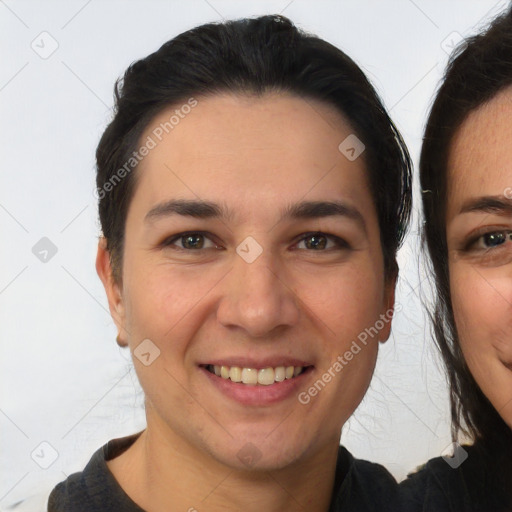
[99,92,394,471]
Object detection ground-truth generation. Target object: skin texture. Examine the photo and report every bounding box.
[96,92,395,511]
[446,86,512,431]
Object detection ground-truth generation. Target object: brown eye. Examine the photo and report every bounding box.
[304,234,328,250]
[181,234,205,249]
[162,232,219,250]
[296,232,349,251]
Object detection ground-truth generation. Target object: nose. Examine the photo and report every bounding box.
[216,249,301,338]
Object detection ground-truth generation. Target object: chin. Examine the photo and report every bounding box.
[206,434,312,472]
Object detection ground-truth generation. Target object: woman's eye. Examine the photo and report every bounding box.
[459,229,512,267]
[295,233,347,251]
[472,231,512,250]
[163,232,219,250]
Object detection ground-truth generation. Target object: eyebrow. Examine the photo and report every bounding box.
[459,196,512,215]
[144,199,366,230]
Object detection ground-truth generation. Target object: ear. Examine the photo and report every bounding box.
[95,237,128,347]
[378,270,397,344]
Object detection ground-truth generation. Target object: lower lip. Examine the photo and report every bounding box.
[200,366,313,406]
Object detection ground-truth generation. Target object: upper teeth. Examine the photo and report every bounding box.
[210,365,304,385]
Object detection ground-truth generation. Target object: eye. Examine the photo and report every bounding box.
[159,231,349,253]
[295,232,349,251]
[162,232,220,250]
[471,230,512,250]
[460,229,512,267]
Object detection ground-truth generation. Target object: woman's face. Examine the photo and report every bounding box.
[446,86,512,429]
[98,92,394,470]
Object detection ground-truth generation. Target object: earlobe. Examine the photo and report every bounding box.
[116,332,127,348]
[95,237,128,346]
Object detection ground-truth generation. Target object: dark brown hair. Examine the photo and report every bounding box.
[95,14,412,283]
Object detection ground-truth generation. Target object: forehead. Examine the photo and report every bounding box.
[131,92,375,225]
[448,86,512,198]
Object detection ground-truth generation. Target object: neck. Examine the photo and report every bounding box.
[108,417,341,512]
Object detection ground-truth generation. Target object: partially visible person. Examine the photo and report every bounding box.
[401,6,512,511]
[47,14,412,512]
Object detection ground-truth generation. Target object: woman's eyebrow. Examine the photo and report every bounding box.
[459,196,512,215]
[144,199,366,230]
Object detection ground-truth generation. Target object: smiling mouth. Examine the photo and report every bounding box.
[204,364,311,385]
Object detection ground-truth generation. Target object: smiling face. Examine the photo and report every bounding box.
[446,86,512,429]
[98,92,394,472]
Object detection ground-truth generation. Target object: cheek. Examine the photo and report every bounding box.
[295,254,385,324]
[124,266,220,343]
[451,265,512,425]
[122,248,386,363]
[450,263,512,364]
[306,267,386,379]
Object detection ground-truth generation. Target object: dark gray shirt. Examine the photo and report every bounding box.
[48,432,398,511]
[399,441,511,511]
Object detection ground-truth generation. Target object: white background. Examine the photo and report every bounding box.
[1,0,509,510]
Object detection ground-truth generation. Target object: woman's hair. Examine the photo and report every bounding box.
[96,14,412,283]
[420,7,512,453]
